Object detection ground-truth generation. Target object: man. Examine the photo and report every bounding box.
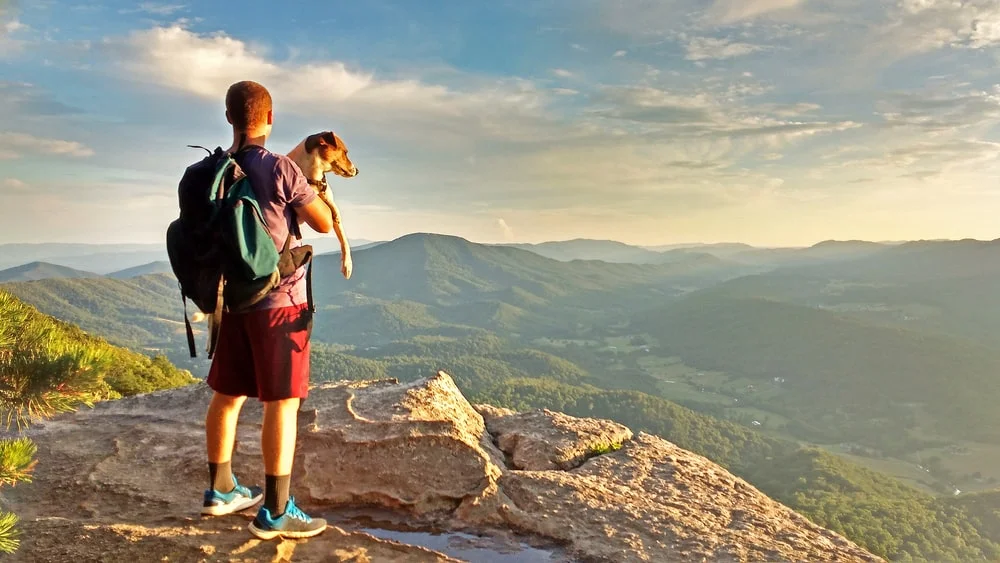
[198,80,339,540]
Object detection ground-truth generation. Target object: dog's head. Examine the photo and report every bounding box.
[303,131,358,178]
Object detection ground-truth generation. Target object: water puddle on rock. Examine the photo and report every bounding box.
[327,509,570,562]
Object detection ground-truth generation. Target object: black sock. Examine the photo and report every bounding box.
[208,461,235,493]
[265,474,291,516]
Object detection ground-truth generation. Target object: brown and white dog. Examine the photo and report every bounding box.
[287,131,359,183]
[286,130,357,281]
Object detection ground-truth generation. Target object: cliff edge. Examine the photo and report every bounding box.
[1,372,881,562]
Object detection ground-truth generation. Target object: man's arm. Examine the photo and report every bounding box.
[279,156,334,233]
[295,197,334,234]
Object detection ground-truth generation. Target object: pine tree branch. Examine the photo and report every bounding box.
[0,510,20,554]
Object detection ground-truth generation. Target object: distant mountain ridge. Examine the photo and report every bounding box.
[0,261,99,282]
[502,238,670,264]
[108,261,173,279]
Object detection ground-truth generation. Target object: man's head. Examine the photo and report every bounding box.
[225,81,273,138]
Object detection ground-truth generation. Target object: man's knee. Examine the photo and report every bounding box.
[208,391,247,415]
[262,397,301,416]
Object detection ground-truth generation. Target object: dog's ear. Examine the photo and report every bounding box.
[304,133,324,153]
[322,131,339,149]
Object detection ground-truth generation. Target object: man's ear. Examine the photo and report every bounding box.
[225,110,233,125]
[266,109,274,126]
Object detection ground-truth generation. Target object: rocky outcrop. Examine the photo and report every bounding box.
[292,375,505,515]
[2,372,882,562]
[498,433,870,562]
[476,404,633,470]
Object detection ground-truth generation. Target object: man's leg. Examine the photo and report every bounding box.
[247,303,326,539]
[202,313,263,516]
[261,397,299,516]
[206,391,247,493]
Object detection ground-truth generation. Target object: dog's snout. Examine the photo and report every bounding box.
[352,167,359,176]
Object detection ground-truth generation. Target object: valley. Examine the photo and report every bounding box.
[4,233,1000,560]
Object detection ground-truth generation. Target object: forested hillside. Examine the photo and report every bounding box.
[6,234,1000,560]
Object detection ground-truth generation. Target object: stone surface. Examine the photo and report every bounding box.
[496,433,883,563]
[15,518,462,563]
[293,373,506,516]
[1,372,882,562]
[475,405,634,471]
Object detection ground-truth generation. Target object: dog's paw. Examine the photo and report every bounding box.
[190,312,206,323]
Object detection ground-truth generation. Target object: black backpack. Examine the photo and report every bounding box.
[165,145,314,359]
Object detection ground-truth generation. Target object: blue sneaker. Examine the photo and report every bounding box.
[201,475,263,516]
[248,496,327,540]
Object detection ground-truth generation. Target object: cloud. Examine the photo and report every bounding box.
[613,50,627,58]
[97,25,573,147]
[496,218,515,240]
[685,37,767,61]
[706,0,805,23]
[874,87,1000,132]
[2,178,26,190]
[4,19,24,33]
[551,68,574,78]
[839,140,1000,179]
[0,4,27,59]
[0,81,84,117]
[0,132,94,159]
[876,0,1000,54]
[120,3,187,16]
[589,85,858,143]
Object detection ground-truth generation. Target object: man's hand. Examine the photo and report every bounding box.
[341,251,353,280]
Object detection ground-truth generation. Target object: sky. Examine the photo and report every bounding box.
[2,0,1000,247]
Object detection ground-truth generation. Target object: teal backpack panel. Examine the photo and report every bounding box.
[227,177,281,281]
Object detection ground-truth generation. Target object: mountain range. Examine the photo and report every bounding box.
[0,236,908,279]
[5,231,1000,561]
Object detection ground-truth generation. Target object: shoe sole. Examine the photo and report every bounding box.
[201,493,264,516]
[248,522,328,540]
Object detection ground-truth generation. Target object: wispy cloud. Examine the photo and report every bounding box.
[120,3,187,16]
[0,81,84,117]
[0,132,94,159]
[1,178,27,191]
[4,1,1000,245]
[705,0,805,24]
[874,87,1000,132]
[684,37,768,61]
[98,25,569,147]
[496,217,515,240]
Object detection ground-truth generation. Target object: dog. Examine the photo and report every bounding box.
[189,131,357,324]
[287,131,359,183]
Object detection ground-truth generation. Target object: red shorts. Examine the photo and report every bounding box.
[206,303,312,402]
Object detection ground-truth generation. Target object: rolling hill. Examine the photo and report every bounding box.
[0,273,202,372]
[504,238,671,263]
[633,291,1000,448]
[0,243,169,274]
[687,238,1000,346]
[7,233,1000,561]
[311,232,743,306]
[0,261,99,282]
[0,288,195,397]
[108,261,173,279]
[723,240,892,267]
[2,233,745,368]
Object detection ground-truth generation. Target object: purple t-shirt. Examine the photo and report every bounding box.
[237,146,317,310]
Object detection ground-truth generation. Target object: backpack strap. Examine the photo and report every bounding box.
[181,291,197,358]
[207,275,225,359]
